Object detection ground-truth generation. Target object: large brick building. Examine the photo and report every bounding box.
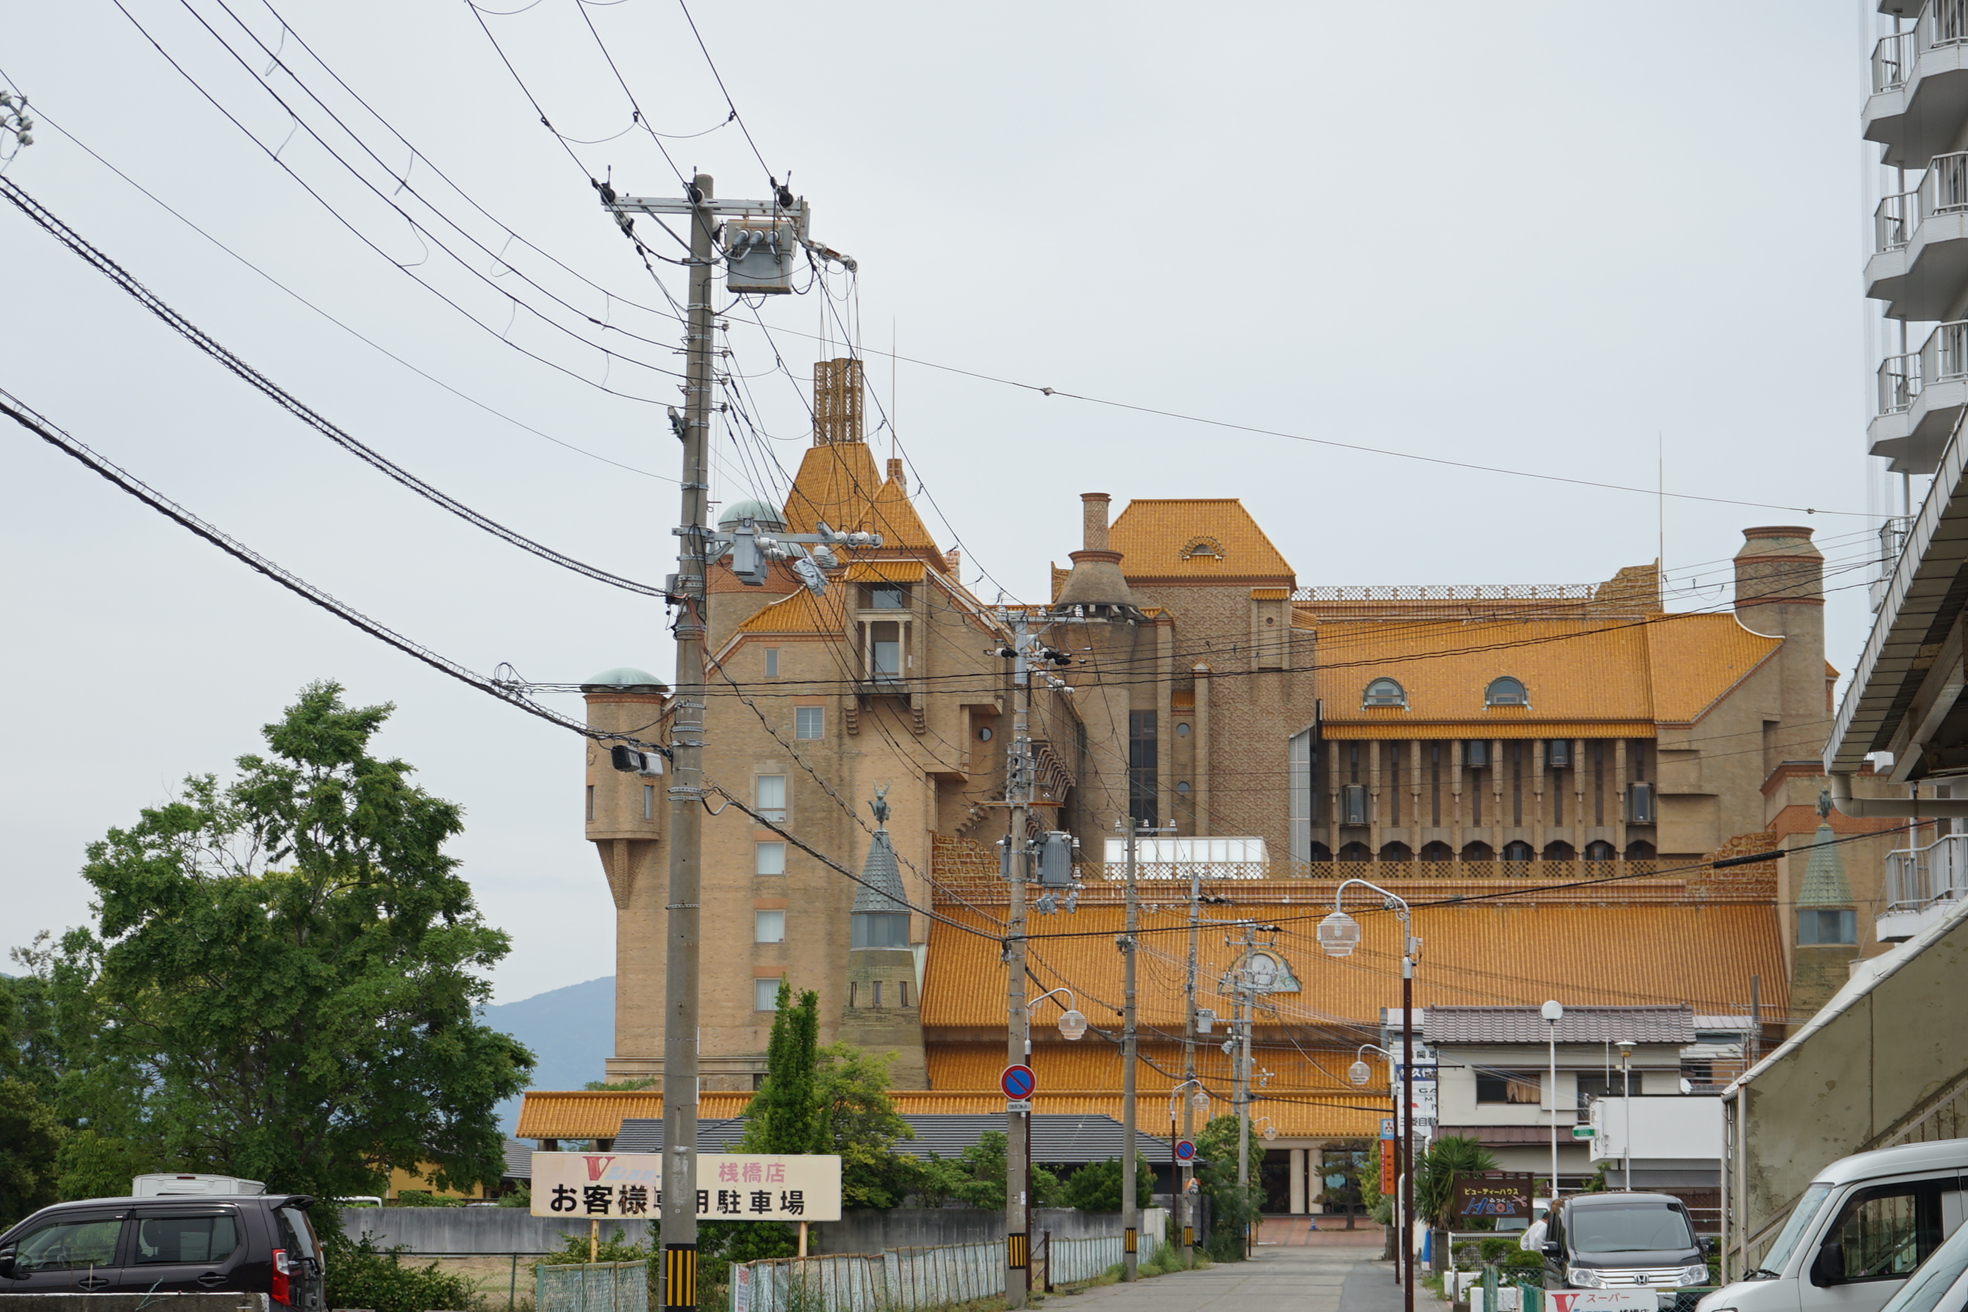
[559,360,1920,1211]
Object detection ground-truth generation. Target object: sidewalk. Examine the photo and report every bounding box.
[1255,1216,1388,1248]
[1051,1240,1401,1312]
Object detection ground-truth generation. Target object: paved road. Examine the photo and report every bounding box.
[1054,1242,1405,1312]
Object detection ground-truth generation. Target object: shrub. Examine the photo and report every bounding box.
[324,1234,480,1312]
[1505,1250,1546,1271]
[1479,1237,1519,1265]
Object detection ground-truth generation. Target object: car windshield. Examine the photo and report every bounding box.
[1752,1183,1836,1278]
[1878,1222,1968,1312]
[1569,1203,1697,1254]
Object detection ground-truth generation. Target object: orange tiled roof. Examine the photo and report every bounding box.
[516,1090,667,1139]
[1307,613,1779,729]
[733,586,847,636]
[1107,499,1294,583]
[922,900,1786,1031]
[781,444,947,572]
[843,560,927,583]
[1646,614,1784,724]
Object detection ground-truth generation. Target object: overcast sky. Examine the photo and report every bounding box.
[1,1,1886,1007]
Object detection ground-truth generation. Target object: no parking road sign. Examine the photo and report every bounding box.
[1174,1140,1196,1162]
[1001,1064,1037,1101]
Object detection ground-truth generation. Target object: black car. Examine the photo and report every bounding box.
[0,1193,324,1309]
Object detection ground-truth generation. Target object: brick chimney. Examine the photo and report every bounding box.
[1055,493,1138,610]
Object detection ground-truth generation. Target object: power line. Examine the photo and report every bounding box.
[0,176,668,599]
[672,0,773,182]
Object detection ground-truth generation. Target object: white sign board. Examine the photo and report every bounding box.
[1547,1293,1659,1312]
[530,1152,841,1222]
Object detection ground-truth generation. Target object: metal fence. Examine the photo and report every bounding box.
[536,1260,649,1312]
[731,1229,1164,1312]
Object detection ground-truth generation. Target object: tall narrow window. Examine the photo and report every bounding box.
[586,785,596,822]
[870,621,902,681]
[756,775,786,820]
[764,647,780,678]
[1289,729,1314,861]
[795,706,824,740]
[1511,742,1523,827]
[1430,744,1442,827]
[900,980,911,1008]
[871,980,883,1007]
[1388,745,1402,826]
[1129,711,1159,828]
[643,785,654,820]
[1593,742,1606,826]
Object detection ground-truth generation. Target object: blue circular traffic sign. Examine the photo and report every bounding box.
[1001,1064,1037,1100]
[1174,1140,1196,1161]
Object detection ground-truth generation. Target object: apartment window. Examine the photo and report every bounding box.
[795,706,824,740]
[754,978,783,1012]
[1485,677,1528,707]
[755,841,787,876]
[869,622,902,680]
[755,910,785,943]
[862,584,908,610]
[756,775,786,820]
[643,785,654,820]
[1340,783,1368,826]
[764,647,780,678]
[1129,710,1159,828]
[586,785,596,822]
[1799,908,1857,945]
[1363,678,1407,708]
[1476,1071,1542,1104]
[1628,782,1657,824]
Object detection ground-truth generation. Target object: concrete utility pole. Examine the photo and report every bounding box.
[1120,819,1140,1281]
[1005,618,1035,1309]
[1181,862,1199,1262]
[1234,928,1256,1259]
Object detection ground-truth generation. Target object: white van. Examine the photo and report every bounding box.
[130,1173,266,1197]
[1698,1139,1968,1312]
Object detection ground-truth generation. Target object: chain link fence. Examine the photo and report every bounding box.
[535,1260,649,1312]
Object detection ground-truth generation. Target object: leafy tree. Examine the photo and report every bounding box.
[1196,1115,1265,1261]
[813,1043,920,1209]
[0,1078,62,1229]
[1415,1136,1497,1229]
[741,982,823,1155]
[35,683,532,1211]
[917,1131,1061,1210]
[1060,1156,1153,1213]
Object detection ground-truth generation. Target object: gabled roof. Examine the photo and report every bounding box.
[1106,499,1294,584]
[1421,1005,1697,1045]
[1645,614,1784,724]
[516,1090,664,1139]
[780,444,947,572]
[733,586,846,637]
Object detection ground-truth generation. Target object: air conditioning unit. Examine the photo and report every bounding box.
[1628,782,1656,824]
[1546,740,1572,769]
[1340,784,1369,826]
[1464,740,1490,769]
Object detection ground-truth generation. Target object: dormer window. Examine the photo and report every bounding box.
[1363,678,1407,708]
[1179,536,1225,560]
[1485,676,1528,707]
[862,584,908,610]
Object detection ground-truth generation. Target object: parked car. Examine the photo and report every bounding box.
[1696,1138,1968,1312]
[1535,1192,1711,1290]
[0,1192,324,1310]
[132,1174,265,1198]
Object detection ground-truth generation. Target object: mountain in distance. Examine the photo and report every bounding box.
[481,975,615,1133]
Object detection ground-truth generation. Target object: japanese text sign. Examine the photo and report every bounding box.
[1451,1172,1534,1220]
[529,1152,841,1222]
[1547,1294,1657,1312]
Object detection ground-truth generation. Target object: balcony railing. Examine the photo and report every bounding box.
[1873,320,1968,417]
[1876,30,1917,92]
[1878,190,1916,253]
[1871,3,1968,93]
[1870,154,1968,256]
[1885,831,1968,912]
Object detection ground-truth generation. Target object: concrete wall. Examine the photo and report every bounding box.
[806,1207,1149,1256]
[1725,900,1968,1275]
[343,1207,652,1254]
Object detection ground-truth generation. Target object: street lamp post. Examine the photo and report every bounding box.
[1319,879,1420,1312]
[1616,1039,1635,1190]
[1168,1079,1209,1262]
[1543,1001,1564,1198]
[1019,985,1087,1292]
[1350,1044,1397,1276]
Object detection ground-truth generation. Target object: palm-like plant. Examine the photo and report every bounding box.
[1415,1136,1499,1228]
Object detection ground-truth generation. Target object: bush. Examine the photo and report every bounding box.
[392,1191,472,1208]
[1477,1237,1519,1265]
[539,1228,652,1265]
[1504,1250,1546,1271]
[324,1234,480,1312]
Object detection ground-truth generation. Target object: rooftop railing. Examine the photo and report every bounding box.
[1885,831,1968,912]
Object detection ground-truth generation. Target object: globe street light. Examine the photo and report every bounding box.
[1321,879,1419,1312]
[1351,1043,1393,1088]
[1543,1000,1563,1198]
[1029,987,1087,1041]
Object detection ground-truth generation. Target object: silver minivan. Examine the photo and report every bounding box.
[1697,1139,1968,1312]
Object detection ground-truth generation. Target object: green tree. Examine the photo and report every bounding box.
[1196,1115,1265,1261]
[812,1043,920,1209]
[1415,1136,1497,1228]
[36,682,532,1210]
[0,972,64,1227]
[741,981,823,1155]
[917,1131,1061,1210]
[1060,1156,1153,1213]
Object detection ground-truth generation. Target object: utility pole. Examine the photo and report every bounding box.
[599,174,833,1312]
[661,171,716,1312]
[1120,818,1140,1281]
[1004,617,1034,1310]
[1181,862,1199,1262]
[1234,929,1255,1259]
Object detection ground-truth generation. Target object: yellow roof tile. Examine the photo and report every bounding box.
[516,1090,666,1140]
[922,899,1786,1031]
[1645,614,1784,723]
[1107,499,1294,584]
[733,586,847,636]
[781,445,947,572]
[843,561,926,583]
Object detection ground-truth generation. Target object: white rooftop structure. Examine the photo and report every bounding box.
[1101,835,1269,879]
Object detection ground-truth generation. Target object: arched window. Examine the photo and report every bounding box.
[1306,841,1332,862]
[1363,677,1407,708]
[1625,839,1656,861]
[1584,840,1615,863]
[1420,841,1454,863]
[1339,841,1373,862]
[1461,841,1494,862]
[1543,840,1576,862]
[1485,676,1529,707]
[1502,840,1534,862]
[1379,842,1413,863]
